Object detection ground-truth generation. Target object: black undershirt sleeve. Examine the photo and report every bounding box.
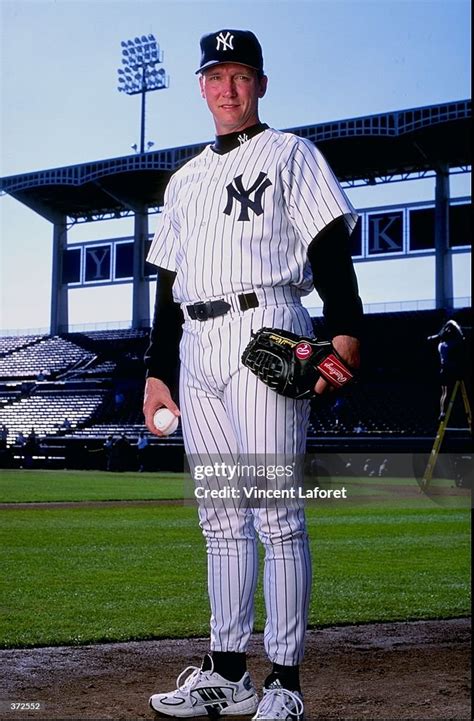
[307,216,363,339]
[144,267,183,389]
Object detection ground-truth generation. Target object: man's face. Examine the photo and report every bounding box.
[199,63,267,135]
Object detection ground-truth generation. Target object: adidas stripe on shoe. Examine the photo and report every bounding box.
[252,678,304,720]
[149,654,259,718]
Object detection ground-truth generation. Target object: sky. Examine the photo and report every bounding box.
[0,0,471,333]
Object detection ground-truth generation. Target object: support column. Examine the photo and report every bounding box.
[434,163,452,309]
[132,206,149,329]
[50,215,68,335]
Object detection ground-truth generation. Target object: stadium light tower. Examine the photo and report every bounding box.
[117,34,169,154]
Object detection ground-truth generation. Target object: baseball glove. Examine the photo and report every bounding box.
[241,327,355,399]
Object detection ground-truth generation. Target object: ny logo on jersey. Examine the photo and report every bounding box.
[224,172,272,221]
[238,133,249,145]
[216,32,234,51]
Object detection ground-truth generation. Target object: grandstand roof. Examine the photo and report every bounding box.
[0,99,471,223]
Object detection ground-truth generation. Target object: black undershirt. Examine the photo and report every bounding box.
[144,267,183,389]
[307,215,363,339]
[211,123,269,154]
[144,125,363,383]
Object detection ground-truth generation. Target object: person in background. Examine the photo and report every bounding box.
[104,435,115,472]
[0,424,8,450]
[24,428,39,468]
[428,319,466,421]
[15,431,26,447]
[136,431,149,472]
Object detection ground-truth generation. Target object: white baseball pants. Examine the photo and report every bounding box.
[179,292,313,666]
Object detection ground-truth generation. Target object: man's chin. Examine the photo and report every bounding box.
[215,119,252,135]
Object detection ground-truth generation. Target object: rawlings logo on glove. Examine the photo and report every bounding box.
[241,327,355,399]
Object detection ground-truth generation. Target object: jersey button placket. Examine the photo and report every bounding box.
[212,157,223,181]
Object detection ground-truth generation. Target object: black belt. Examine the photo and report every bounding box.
[186,292,258,321]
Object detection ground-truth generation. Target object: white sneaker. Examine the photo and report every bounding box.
[149,654,259,717]
[252,679,304,720]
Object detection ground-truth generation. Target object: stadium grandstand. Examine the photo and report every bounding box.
[0,100,471,471]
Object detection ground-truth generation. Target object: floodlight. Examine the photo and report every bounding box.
[117,33,169,153]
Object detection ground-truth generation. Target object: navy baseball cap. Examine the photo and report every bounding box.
[196,29,264,75]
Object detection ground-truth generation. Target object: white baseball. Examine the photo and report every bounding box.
[153,408,179,435]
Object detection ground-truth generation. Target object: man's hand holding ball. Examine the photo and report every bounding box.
[143,377,180,437]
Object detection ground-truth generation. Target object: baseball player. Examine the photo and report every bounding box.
[143,29,363,720]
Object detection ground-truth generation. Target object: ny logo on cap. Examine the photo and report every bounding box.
[224,172,272,222]
[216,31,234,51]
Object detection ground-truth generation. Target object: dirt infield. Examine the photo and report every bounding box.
[0,618,470,721]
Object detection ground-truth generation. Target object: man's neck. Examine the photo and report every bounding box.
[212,122,269,154]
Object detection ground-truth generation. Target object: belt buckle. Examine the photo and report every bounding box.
[239,292,258,311]
[193,302,208,321]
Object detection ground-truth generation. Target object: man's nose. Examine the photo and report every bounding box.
[222,78,237,95]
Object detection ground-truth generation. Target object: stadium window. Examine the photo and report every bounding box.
[449,204,470,247]
[62,248,81,284]
[84,245,111,283]
[409,207,435,251]
[115,242,134,279]
[367,211,403,255]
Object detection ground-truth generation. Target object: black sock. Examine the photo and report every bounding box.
[266,663,301,692]
[211,651,247,681]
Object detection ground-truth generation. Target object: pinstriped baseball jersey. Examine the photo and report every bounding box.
[147,128,357,303]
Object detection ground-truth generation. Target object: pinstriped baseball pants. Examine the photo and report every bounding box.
[179,297,313,666]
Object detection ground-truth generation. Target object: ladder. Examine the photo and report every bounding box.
[421,380,472,489]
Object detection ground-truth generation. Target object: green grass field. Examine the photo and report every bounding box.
[0,470,470,648]
[0,469,184,502]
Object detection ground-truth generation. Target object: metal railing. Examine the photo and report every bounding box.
[1,297,471,337]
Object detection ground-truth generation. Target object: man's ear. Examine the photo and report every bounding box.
[199,74,206,99]
[258,74,268,99]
